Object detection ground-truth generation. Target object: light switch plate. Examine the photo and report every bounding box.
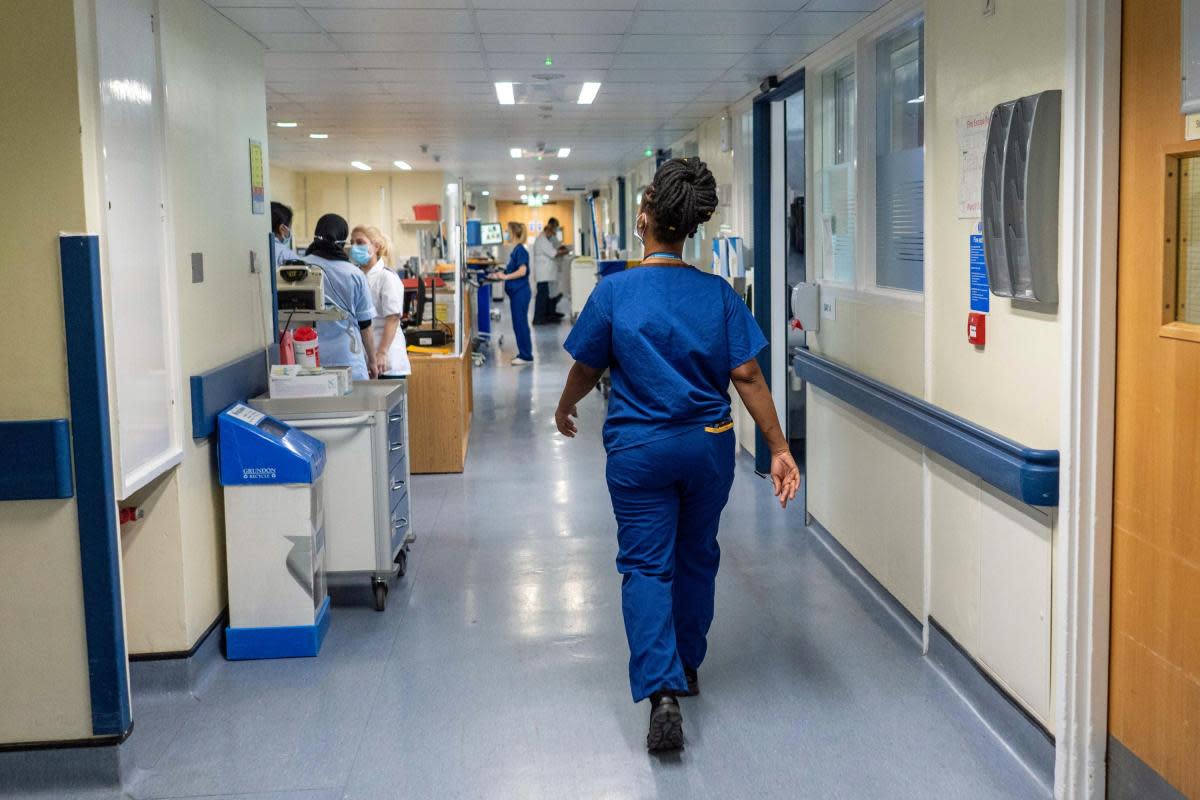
[1186,113,1200,141]
[191,252,204,283]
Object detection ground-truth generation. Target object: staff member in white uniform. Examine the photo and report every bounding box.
[302,213,377,380]
[350,224,411,377]
[531,217,568,324]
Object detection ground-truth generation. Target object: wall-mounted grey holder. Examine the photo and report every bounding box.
[981,90,1062,305]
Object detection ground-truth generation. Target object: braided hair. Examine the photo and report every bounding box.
[643,157,718,243]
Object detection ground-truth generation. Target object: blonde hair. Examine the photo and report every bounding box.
[507,221,527,244]
[351,225,392,263]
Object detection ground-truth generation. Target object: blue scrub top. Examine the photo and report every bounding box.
[504,243,530,294]
[301,253,376,380]
[564,265,767,454]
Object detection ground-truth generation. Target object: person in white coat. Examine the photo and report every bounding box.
[350,225,411,377]
[531,217,568,324]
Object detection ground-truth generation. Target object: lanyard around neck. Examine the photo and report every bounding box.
[643,251,684,262]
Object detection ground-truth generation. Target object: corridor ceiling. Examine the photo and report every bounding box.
[204,0,883,196]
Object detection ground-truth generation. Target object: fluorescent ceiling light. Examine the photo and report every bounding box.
[510,147,523,158]
[907,94,925,104]
[447,183,458,191]
[549,174,559,181]
[275,122,298,128]
[351,161,371,171]
[310,133,329,139]
[481,190,490,196]
[545,185,554,191]
[557,147,570,158]
[495,82,516,105]
[577,82,602,105]
[519,185,527,191]
[516,173,526,181]
[394,160,412,170]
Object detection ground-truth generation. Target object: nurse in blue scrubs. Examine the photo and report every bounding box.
[495,220,534,366]
[556,157,801,753]
[301,213,378,380]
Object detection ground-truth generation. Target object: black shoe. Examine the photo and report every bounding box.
[678,667,699,697]
[646,692,684,752]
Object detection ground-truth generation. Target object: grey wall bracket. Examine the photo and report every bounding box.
[981,90,1062,305]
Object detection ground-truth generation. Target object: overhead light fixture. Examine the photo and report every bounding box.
[310,133,329,139]
[544,56,554,67]
[545,185,554,191]
[275,122,298,128]
[510,147,523,158]
[577,82,602,105]
[447,182,458,191]
[519,185,527,191]
[481,190,490,197]
[644,148,654,157]
[557,147,570,158]
[515,173,526,181]
[549,174,559,181]
[521,194,528,201]
[351,161,371,171]
[907,94,925,104]
[393,160,412,170]
[495,82,516,105]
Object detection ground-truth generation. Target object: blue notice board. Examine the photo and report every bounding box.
[969,234,990,313]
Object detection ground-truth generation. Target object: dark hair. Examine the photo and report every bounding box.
[271,201,292,233]
[307,213,349,261]
[546,217,560,229]
[643,157,717,242]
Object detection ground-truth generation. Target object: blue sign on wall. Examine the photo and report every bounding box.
[969,234,990,313]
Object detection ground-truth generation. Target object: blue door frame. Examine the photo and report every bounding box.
[751,71,805,474]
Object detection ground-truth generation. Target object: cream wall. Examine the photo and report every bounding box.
[0,0,99,745]
[119,0,273,653]
[274,170,447,264]
[923,0,1063,727]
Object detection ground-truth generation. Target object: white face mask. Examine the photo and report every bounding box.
[634,213,647,245]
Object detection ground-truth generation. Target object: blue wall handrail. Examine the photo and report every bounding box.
[0,419,74,500]
[793,349,1059,507]
[190,350,270,440]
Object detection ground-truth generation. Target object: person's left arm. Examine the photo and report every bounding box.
[555,362,604,437]
[354,272,378,377]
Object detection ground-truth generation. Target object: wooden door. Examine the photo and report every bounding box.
[1111,1,1200,796]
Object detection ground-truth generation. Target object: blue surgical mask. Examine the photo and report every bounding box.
[349,243,372,266]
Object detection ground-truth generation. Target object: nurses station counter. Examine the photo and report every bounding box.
[251,382,412,611]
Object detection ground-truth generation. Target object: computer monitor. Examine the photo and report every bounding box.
[414,271,428,326]
[480,222,502,246]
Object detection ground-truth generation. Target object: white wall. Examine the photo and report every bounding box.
[120,0,273,652]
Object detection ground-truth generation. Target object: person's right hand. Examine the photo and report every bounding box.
[555,405,578,438]
[770,449,801,509]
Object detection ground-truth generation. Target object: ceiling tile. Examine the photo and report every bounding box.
[264,52,355,70]
[621,34,767,54]
[350,52,486,70]
[776,10,869,35]
[475,10,634,35]
[731,51,803,76]
[485,52,615,70]
[607,68,728,84]
[641,0,804,8]
[331,33,480,52]
[297,0,466,6]
[217,7,321,33]
[306,8,474,33]
[481,34,623,53]
[802,0,886,10]
[475,0,636,7]
[758,34,833,54]
[631,10,791,34]
[257,33,338,51]
[612,52,742,70]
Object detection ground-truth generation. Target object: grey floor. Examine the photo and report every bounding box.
[4,321,1048,800]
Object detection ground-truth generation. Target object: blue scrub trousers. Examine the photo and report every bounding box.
[507,282,533,361]
[605,426,736,702]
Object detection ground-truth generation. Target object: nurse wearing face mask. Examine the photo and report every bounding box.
[301,213,378,380]
[271,201,296,267]
[350,225,411,378]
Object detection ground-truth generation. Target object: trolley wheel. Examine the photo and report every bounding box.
[394,548,408,578]
[372,581,388,612]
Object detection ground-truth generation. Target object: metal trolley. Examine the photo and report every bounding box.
[251,381,413,611]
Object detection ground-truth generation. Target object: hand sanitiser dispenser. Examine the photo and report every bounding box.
[218,404,330,660]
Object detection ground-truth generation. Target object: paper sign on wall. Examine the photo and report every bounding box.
[249,139,265,215]
[970,233,990,313]
[957,112,991,218]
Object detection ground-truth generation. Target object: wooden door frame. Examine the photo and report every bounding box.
[1055,1,1120,798]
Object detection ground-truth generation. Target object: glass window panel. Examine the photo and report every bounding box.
[785,90,806,287]
[1177,155,1200,323]
[816,57,856,284]
[875,19,924,292]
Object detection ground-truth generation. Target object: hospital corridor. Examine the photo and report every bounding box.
[1,0,1197,798]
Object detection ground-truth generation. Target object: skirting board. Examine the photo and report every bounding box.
[1107,735,1188,800]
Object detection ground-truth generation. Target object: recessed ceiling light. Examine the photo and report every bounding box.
[351,161,371,171]
[447,182,458,191]
[495,82,516,105]
[310,133,329,139]
[275,122,298,128]
[577,82,602,105]
[394,160,412,170]
[549,174,559,181]
[644,148,654,157]
[545,185,554,191]
[510,147,523,159]
[544,56,553,67]
[481,190,490,197]
[557,148,570,158]
[516,173,526,181]
[519,185,527,191]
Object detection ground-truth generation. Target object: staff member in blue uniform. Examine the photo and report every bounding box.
[495,221,534,366]
[556,157,801,753]
[302,213,378,380]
